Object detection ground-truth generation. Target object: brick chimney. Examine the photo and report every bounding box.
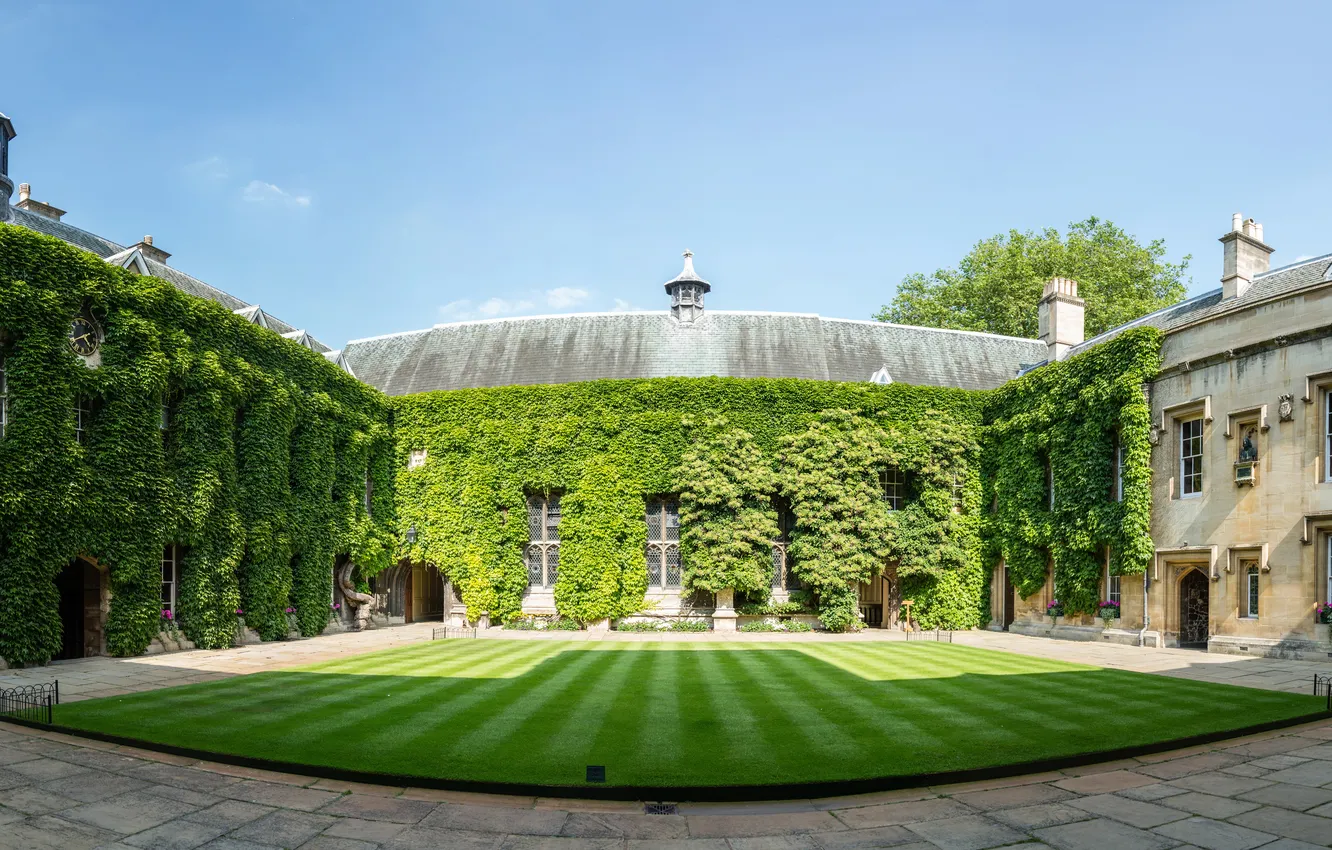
[15,183,66,221]
[1220,213,1273,300]
[1037,277,1085,362]
[130,235,171,265]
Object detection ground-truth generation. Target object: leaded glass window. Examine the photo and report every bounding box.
[525,495,560,588]
[646,497,681,588]
[1180,417,1203,497]
[74,396,93,445]
[770,501,801,591]
[951,471,964,514]
[879,468,905,510]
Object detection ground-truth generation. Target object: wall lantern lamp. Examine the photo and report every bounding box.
[406,525,418,545]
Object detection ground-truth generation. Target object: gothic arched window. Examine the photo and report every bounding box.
[646,497,681,588]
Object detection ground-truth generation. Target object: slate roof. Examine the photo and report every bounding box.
[7,206,331,353]
[342,310,1047,396]
[1065,252,1332,358]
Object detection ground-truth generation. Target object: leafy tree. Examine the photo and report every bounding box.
[674,416,780,597]
[876,217,1189,339]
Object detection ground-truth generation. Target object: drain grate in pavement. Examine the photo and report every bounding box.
[644,802,678,815]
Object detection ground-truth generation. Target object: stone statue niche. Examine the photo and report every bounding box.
[1238,427,1258,462]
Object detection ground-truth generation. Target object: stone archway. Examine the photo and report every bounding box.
[1178,568,1210,649]
[54,557,107,660]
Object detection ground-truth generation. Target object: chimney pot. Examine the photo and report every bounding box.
[18,183,29,201]
[144,235,153,246]
[1232,212,1243,232]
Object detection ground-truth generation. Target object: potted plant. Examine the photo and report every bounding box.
[1317,603,1332,625]
[1098,600,1121,623]
[1046,599,1064,620]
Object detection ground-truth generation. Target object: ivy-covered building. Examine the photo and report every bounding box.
[3,104,1330,663]
[0,114,395,668]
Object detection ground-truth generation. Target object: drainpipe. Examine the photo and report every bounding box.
[1139,568,1151,647]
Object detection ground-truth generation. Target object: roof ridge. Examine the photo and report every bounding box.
[1255,251,1332,279]
[1069,288,1221,353]
[823,316,1046,344]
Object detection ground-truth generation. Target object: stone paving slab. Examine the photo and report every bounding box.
[0,715,1326,847]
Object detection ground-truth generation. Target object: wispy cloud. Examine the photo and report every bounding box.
[609,298,647,312]
[184,155,229,181]
[439,287,595,322]
[242,180,311,208]
[545,287,590,309]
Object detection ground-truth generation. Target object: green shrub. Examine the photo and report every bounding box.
[739,621,777,632]
[668,619,710,632]
[615,620,663,632]
[782,619,813,632]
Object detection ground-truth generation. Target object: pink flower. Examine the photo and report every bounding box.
[236,609,244,616]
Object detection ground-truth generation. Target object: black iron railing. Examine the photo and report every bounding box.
[433,627,478,640]
[904,629,953,643]
[1314,674,1332,711]
[0,681,58,725]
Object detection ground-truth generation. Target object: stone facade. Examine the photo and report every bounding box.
[1002,216,1332,659]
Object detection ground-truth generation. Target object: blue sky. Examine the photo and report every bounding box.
[5,1,1330,348]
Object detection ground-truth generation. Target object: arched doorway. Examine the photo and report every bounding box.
[55,558,105,660]
[1179,568,1210,649]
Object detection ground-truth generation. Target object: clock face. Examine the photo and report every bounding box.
[69,315,100,357]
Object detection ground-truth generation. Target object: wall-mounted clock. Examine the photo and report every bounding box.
[69,312,101,357]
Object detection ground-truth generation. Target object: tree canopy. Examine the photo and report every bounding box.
[875,217,1190,339]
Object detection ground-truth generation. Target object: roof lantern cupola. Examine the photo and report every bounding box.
[0,112,16,223]
[664,249,711,323]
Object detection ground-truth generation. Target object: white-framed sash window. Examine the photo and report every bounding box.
[161,544,180,615]
[879,468,905,511]
[1180,417,1204,497]
[1242,561,1259,619]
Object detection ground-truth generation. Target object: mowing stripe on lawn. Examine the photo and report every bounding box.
[53,640,1326,789]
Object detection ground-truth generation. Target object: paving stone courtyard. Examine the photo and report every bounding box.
[4,627,1332,848]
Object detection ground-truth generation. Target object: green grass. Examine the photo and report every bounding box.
[56,641,1323,788]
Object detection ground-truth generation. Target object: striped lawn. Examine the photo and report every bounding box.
[56,641,1324,788]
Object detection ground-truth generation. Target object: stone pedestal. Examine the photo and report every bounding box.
[586,618,611,633]
[712,588,738,633]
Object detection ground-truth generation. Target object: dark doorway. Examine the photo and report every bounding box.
[1003,568,1016,631]
[55,559,100,660]
[884,566,901,629]
[1179,569,1210,649]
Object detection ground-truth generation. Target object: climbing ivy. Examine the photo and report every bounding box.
[0,222,1162,657]
[393,380,989,628]
[984,327,1161,615]
[0,224,394,664]
[674,416,779,598]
